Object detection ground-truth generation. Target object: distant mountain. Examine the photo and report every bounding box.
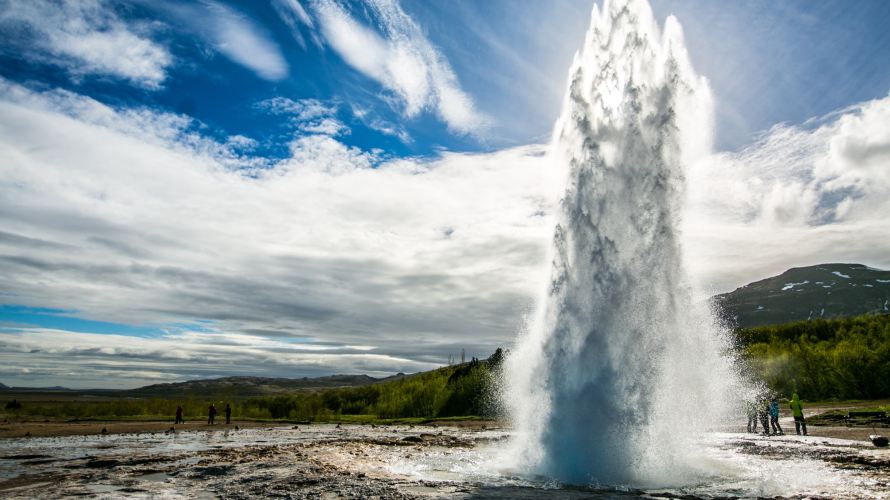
[122,374,406,398]
[40,386,72,390]
[713,263,890,330]
[0,382,8,389]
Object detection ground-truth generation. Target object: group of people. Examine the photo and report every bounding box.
[173,403,233,425]
[747,393,808,436]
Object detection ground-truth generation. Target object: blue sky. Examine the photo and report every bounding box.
[1,0,889,388]
[2,0,887,155]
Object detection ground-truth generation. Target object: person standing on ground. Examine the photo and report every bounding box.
[225,403,232,424]
[790,394,807,436]
[758,397,771,435]
[208,404,217,425]
[769,397,783,435]
[175,405,184,425]
[746,399,758,433]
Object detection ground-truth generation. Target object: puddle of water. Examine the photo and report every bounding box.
[87,484,121,493]
[194,491,218,499]
[139,471,171,483]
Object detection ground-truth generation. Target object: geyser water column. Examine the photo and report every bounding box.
[504,0,740,487]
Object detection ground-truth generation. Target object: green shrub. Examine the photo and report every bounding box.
[738,315,890,400]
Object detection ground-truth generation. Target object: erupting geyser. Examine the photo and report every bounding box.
[504,0,741,487]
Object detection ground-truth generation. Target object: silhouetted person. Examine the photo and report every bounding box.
[746,400,758,433]
[790,394,807,435]
[769,397,783,435]
[208,404,217,425]
[224,404,232,424]
[758,397,770,435]
[175,405,184,425]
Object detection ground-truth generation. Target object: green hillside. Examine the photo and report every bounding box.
[713,263,890,330]
[737,315,890,400]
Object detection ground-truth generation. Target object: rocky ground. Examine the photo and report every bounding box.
[0,417,888,499]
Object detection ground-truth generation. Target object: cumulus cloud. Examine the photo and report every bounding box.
[0,78,556,387]
[683,93,890,291]
[307,0,490,137]
[0,0,173,89]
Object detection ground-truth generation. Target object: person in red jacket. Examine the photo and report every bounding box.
[208,404,217,425]
[175,405,184,425]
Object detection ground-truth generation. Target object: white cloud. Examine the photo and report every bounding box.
[0,0,172,89]
[255,97,350,136]
[0,78,556,387]
[683,93,890,291]
[350,104,412,143]
[0,328,413,389]
[310,0,490,137]
[270,0,321,50]
[201,1,290,81]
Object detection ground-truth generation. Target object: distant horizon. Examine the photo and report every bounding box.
[2,0,890,389]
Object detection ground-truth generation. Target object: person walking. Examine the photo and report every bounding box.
[758,397,771,436]
[175,405,184,425]
[790,394,807,436]
[746,400,758,433]
[208,404,217,425]
[224,403,232,424]
[769,397,784,435]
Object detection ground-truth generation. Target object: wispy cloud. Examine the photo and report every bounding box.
[0,0,173,89]
[308,0,490,137]
[270,0,321,50]
[684,92,890,291]
[255,96,349,136]
[0,78,555,387]
[163,0,289,82]
[349,103,411,143]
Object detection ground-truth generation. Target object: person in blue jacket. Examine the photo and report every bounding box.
[769,397,784,435]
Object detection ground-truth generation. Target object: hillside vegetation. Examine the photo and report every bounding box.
[737,314,890,400]
[3,350,504,422]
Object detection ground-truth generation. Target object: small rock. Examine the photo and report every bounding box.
[170,427,175,432]
[101,428,108,434]
[235,425,240,430]
[25,431,30,437]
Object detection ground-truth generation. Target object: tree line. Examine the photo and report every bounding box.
[736,314,890,400]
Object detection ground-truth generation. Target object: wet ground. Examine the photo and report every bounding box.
[0,419,888,499]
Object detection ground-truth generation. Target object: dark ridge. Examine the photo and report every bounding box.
[712,263,890,330]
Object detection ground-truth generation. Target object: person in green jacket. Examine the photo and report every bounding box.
[790,393,807,436]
